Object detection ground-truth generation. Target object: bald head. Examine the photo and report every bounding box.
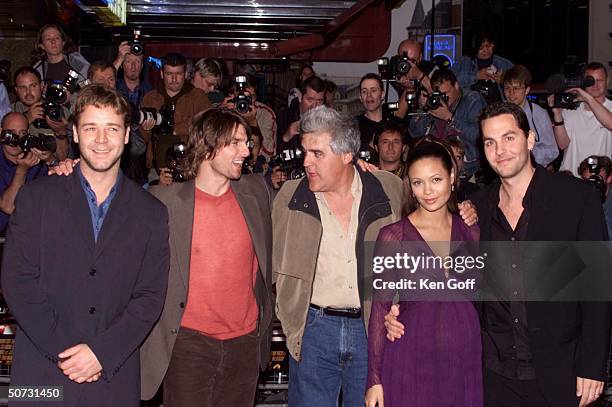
[397,39,423,62]
[1,112,29,162]
[1,112,28,132]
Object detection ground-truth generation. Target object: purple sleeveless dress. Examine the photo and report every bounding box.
[367,215,483,407]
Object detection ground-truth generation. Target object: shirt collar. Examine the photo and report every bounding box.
[487,166,540,210]
[76,163,123,204]
[314,166,361,202]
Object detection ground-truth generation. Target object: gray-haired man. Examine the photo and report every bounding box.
[273,106,404,405]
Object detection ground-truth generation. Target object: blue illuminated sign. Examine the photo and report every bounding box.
[424,35,456,66]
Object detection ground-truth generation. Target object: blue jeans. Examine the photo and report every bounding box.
[288,306,368,407]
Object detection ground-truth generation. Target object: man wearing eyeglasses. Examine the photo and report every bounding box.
[548,61,612,176]
[0,112,50,235]
[502,65,558,167]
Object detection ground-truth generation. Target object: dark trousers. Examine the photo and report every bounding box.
[484,368,575,407]
[163,327,260,407]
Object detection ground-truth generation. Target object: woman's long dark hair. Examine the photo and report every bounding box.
[402,137,459,217]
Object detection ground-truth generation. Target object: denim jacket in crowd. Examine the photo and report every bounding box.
[409,89,487,176]
[452,54,514,91]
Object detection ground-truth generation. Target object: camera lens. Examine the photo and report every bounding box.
[236,100,250,114]
[130,42,143,56]
[397,60,410,75]
[428,96,440,110]
[45,104,63,122]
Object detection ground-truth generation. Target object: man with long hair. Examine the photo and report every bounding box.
[140,108,274,407]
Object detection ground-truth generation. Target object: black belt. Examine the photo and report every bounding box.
[310,304,361,318]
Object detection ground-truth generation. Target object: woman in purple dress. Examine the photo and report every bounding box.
[366,138,483,407]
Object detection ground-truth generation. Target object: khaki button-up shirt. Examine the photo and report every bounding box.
[311,170,362,308]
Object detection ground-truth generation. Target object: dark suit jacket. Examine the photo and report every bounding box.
[472,166,611,407]
[1,171,170,406]
[140,175,274,400]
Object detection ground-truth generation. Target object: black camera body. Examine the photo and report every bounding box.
[547,57,596,110]
[271,148,305,180]
[404,79,423,114]
[129,40,144,56]
[586,156,607,202]
[551,74,595,110]
[41,82,68,123]
[37,69,82,127]
[389,54,415,78]
[129,30,144,56]
[424,90,449,112]
[230,75,252,114]
[0,130,56,153]
[384,102,400,121]
[165,142,187,183]
[151,104,175,136]
[471,78,501,104]
[553,93,581,110]
[43,99,64,122]
[377,53,418,81]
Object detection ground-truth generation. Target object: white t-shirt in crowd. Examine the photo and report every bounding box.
[560,98,612,176]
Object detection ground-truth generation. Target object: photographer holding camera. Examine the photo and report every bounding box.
[191,58,225,106]
[224,74,277,159]
[276,75,325,153]
[33,24,89,84]
[452,33,513,104]
[392,40,435,120]
[578,155,612,237]
[141,52,211,179]
[409,68,487,177]
[114,40,153,107]
[11,66,70,161]
[502,65,559,167]
[0,112,51,235]
[547,62,612,176]
[112,42,154,185]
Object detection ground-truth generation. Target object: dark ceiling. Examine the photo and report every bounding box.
[123,0,360,42]
[0,0,400,62]
[75,0,400,61]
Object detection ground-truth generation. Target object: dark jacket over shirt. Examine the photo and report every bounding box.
[1,172,170,406]
[472,166,611,407]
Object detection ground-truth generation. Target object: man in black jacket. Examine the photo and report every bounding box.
[2,85,170,406]
[275,76,325,153]
[385,102,610,407]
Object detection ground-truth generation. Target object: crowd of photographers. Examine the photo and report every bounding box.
[0,25,611,239]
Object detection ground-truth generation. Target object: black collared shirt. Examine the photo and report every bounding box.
[482,174,537,380]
